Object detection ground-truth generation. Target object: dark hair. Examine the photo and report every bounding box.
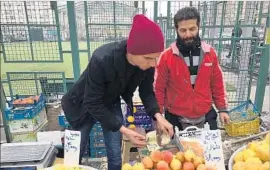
[174,7,200,28]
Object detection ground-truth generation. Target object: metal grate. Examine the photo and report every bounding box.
[6,72,67,99]
[0,1,63,62]
[85,1,142,56]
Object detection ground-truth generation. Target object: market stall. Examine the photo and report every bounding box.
[1,94,269,170]
[119,99,270,170]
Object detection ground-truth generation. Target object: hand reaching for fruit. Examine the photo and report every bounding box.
[120,126,146,148]
[154,113,174,137]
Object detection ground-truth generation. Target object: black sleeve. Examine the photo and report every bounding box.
[83,56,122,132]
[138,68,160,119]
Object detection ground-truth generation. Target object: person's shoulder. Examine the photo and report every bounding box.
[158,46,174,61]
[91,41,120,60]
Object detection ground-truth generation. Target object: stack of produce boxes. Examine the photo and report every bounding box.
[5,94,48,142]
[89,122,107,158]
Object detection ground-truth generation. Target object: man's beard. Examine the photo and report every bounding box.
[176,33,201,51]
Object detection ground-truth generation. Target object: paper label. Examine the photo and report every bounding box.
[64,130,81,166]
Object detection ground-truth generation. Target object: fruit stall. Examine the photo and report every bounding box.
[1,94,269,170]
[119,100,270,170]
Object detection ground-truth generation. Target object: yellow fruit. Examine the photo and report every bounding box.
[132,162,145,170]
[122,163,133,170]
[133,107,137,113]
[243,149,257,161]
[256,144,270,162]
[246,157,262,165]
[53,164,66,170]
[263,133,270,146]
[184,149,196,162]
[234,151,244,163]
[127,116,135,123]
[175,151,185,163]
[247,141,260,152]
[245,162,261,170]
[170,158,182,170]
[193,156,204,168]
[233,161,245,170]
[259,162,270,170]
[128,124,136,129]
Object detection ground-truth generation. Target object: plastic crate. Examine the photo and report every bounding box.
[224,100,260,136]
[58,114,70,128]
[90,148,107,158]
[10,94,45,108]
[5,99,46,120]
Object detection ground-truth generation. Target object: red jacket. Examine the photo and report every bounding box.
[154,41,228,118]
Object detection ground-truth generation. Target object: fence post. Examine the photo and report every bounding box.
[142,1,146,14]
[67,1,81,81]
[154,1,158,22]
[0,82,10,143]
[254,14,270,112]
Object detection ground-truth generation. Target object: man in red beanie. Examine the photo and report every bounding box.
[61,14,173,169]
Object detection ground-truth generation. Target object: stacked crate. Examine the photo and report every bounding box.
[5,94,48,142]
[89,122,106,158]
[124,103,154,131]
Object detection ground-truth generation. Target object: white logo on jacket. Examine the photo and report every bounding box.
[205,63,213,66]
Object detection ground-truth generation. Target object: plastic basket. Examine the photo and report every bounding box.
[5,99,46,120]
[10,94,45,108]
[225,100,260,137]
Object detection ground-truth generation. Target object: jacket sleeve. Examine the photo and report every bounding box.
[210,49,229,112]
[153,53,169,114]
[83,56,122,132]
[138,67,160,118]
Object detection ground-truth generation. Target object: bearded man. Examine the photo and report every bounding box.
[154,7,230,131]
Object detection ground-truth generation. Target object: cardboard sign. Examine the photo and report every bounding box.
[202,130,226,170]
[64,130,81,166]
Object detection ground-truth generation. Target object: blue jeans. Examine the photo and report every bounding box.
[67,103,123,170]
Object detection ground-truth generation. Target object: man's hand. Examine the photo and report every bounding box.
[154,113,174,137]
[219,112,230,124]
[119,126,146,148]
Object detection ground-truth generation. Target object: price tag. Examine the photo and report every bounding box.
[202,130,226,170]
[64,130,81,166]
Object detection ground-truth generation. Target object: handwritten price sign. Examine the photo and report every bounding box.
[64,130,81,166]
[202,130,225,170]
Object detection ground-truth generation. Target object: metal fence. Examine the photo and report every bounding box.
[0,1,269,110]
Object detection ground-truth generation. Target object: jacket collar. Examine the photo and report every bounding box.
[171,41,211,56]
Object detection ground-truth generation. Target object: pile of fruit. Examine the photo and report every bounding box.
[12,95,40,105]
[232,132,270,170]
[122,149,217,170]
[42,164,95,170]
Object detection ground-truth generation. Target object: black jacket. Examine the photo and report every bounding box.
[61,40,160,132]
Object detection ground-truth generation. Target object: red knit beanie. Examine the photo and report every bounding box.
[127,14,164,55]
